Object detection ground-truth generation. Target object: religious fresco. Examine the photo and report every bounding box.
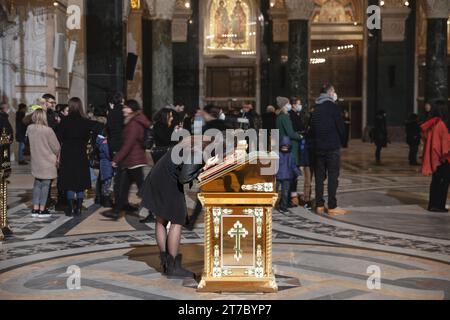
[312,0,357,24]
[205,0,255,53]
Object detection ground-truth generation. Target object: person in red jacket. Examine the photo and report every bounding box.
[421,100,450,213]
[106,100,151,220]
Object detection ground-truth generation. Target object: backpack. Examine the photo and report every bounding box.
[143,127,154,150]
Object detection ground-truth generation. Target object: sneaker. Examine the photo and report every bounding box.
[304,202,312,210]
[31,209,40,218]
[18,161,28,166]
[38,209,52,218]
[278,208,290,214]
[326,207,349,216]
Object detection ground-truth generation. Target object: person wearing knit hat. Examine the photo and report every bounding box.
[277,96,290,109]
[275,96,303,213]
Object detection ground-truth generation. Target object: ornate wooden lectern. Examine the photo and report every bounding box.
[197,151,278,293]
[0,128,12,241]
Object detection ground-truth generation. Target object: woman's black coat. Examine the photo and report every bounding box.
[139,150,203,225]
[57,114,101,192]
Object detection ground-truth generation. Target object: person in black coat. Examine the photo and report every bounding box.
[405,113,421,166]
[311,84,346,215]
[342,109,351,148]
[261,105,277,133]
[106,92,125,156]
[139,136,220,278]
[0,102,13,142]
[15,104,28,165]
[57,97,101,217]
[371,110,388,164]
[151,107,175,164]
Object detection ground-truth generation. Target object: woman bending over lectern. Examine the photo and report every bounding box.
[139,136,220,279]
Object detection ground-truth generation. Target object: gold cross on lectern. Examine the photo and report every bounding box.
[227,221,248,262]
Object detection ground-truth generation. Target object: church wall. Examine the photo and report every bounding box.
[67,0,87,103]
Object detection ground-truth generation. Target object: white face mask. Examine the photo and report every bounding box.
[296,104,303,112]
[219,113,226,121]
[286,104,292,112]
[332,93,338,102]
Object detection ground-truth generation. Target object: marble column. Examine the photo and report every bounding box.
[425,0,449,102]
[152,19,173,111]
[288,20,309,106]
[127,8,143,105]
[150,0,176,113]
[284,0,315,108]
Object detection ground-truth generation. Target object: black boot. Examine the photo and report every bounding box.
[74,199,83,216]
[166,254,194,279]
[65,200,75,217]
[159,252,168,274]
[102,209,121,221]
[101,196,113,208]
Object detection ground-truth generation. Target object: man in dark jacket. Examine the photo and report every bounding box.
[42,94,59,131]
[15,104,28,165]
[405,113,421,166]
[311,84,347,216]
[106,92,125,157]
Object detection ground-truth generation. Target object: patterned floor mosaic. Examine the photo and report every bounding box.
[1,142,449,300]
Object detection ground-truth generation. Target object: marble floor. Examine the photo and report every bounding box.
[1,141,449,300]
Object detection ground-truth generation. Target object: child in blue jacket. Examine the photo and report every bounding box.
[97,135,114,207]
[277,136,301,214]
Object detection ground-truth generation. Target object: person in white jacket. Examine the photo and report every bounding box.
[26,109,61,218]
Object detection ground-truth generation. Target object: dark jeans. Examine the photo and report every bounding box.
[429,161,450,210]
[115,167,144,212]
[408,144,419,164]
[277,179,291,210]
[314,149,341,209]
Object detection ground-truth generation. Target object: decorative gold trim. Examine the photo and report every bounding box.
[213,244,222,278]
[265,208,273,277]
[241,183,274,192]
[204,207,211,276]
[200,193,278,206]
[243,208,264,239]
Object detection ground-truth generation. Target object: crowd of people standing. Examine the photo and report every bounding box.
[0,85,448,279]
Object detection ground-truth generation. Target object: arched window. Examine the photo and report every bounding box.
[204,0,257,55]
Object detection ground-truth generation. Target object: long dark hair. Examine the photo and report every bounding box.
[153,108,173,126]
[68,97,87,118]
